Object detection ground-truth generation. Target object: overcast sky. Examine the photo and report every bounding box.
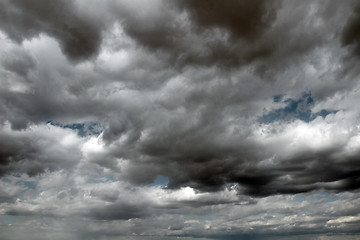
[0,0,360,239]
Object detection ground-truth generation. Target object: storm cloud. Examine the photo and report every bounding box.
[0,1,360,240]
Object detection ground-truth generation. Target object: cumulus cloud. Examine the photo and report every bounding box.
[0,123,82,176]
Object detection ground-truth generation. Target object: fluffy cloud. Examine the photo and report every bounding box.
[0,123,82,176]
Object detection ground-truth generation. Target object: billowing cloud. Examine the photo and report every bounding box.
[0,0,105,62]
[0,0,360,239]
[174,0,277,41]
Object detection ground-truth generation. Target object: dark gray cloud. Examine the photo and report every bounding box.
[89,202,149,220]
[342,2,360,57]
[108,0,280,69]
[109,0,349,75]
[174,0,277,41]
[0,0,104,62]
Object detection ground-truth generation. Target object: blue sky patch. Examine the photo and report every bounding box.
[21,181,37,190]
[47,121,103,137]
[259,92,338,124]
[292,190,339,203]
[149,175,169,187]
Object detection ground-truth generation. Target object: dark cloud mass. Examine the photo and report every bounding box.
[0,1,360,240]
[175,0,277,41]
[342,3,360,57]
[0,0,103,62]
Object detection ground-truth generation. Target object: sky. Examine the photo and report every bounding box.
[0,0,360,239]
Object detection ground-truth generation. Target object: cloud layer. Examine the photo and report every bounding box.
[0,0,360,239]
